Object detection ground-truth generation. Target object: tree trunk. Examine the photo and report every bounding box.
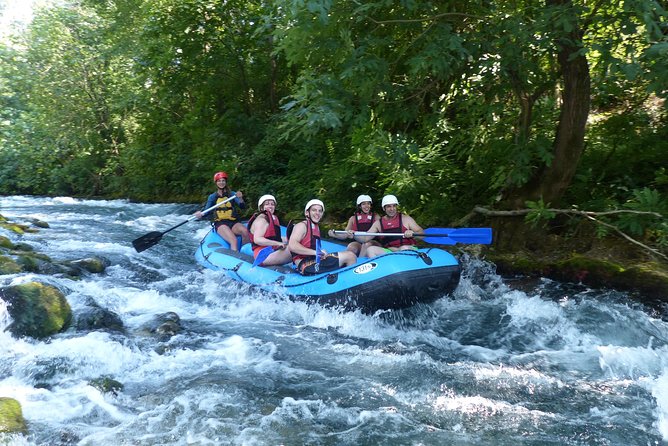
[502,0,591,209]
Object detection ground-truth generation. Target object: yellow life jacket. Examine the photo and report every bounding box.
[213,196,237,222]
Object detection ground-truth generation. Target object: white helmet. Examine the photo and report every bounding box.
[304,199,325,214]
[356,194,372,205]
[257,194,276,209]
[381,194,399,208]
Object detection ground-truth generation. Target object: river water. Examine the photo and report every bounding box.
[0,195,667,445]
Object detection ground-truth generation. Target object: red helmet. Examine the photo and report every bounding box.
[213,171,228,182]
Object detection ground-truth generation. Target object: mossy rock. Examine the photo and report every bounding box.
[31,219,50,229]
[16,255,40,273]
[89,376,124,395]
[0,282,72,339]
[554,255,625,284]
[0,236,13,249]
[621,263,668,298]
[67,257,110,274]
[75,299,124,333]
[0,397,27,434]
[12,243,34,252]
[0,255,22,275]
[0,223,25,235]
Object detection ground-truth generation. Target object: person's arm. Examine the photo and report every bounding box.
[232,190,246,209]
[327,216,355,240]
[195,193,217,219]
[402,214,424,238]
[251,215,285,249]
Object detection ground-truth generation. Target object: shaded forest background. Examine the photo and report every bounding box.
[0,0,666,255]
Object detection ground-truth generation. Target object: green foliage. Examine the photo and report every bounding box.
[524,199,557,227]
[0,0,665,264]
[618,188,667,236]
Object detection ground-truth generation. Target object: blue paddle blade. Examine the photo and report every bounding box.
[252,246,273,267]
[423,236,457,245]
[315,239,322,272]
[422,227,493,245]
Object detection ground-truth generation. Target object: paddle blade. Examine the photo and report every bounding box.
[315,239,322,272]
[252,247,273,267]
[423,236,457,245]
[132,231,163,252]
[422,227,493,245]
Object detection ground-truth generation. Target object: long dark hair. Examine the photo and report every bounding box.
[218,184,232,197]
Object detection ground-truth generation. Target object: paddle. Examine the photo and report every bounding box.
[315,238,322,272]
[333,227,492,245]
[132,196,236,252]
[252,246,273,267]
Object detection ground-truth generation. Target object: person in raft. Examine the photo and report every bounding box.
[327,194,381,257]
[288,199,357,275]
[195,171,249,251]
[247,194,292,266]
[359,194,424,257]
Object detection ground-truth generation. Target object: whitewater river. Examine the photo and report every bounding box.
[0,195,667,445]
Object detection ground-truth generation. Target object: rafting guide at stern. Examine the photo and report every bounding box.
[288,199,357,275]
[195,171,249,251]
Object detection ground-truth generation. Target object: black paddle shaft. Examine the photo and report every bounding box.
[131,195,237,253]
[132,219,191,252]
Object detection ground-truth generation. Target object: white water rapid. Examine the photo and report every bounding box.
[1,195,667,445]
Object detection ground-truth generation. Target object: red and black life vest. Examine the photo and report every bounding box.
[291,219,321,264]
[247,211,282,250]
[351,212,375,232]
[378,214,416,248]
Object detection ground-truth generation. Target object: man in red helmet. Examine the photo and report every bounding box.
[195,171,249,251]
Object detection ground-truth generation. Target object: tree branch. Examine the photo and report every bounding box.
[468,206,667,260]
[472,206,663,219]
[368,13,484,25]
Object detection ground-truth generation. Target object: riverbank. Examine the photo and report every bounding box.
[474,218,668,307]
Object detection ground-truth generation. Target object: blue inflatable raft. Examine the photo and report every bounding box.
[195,228,461,312]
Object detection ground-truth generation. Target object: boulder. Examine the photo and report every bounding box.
[0,397,27,435]
[0,235,13,249]
[89,376,124,395]
[0,282,72,339]
[66,256,110,274]
[136,312,182,340]
[75,298,124,333]
[0,255,22,275]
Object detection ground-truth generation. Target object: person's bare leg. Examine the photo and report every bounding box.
[217,225,238,251]
[232,222,250,246]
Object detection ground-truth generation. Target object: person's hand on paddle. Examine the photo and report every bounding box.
[404,229,414,238]
[327,229,354,239]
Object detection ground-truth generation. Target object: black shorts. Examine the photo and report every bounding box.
[298,254,339,275]
[214,220,240,230]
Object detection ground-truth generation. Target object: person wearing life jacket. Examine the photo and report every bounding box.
[195,171,249,251]
[288,199,357,275]
[247,194,292,266]
[361,194,424,257]
[327,194,381,257]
